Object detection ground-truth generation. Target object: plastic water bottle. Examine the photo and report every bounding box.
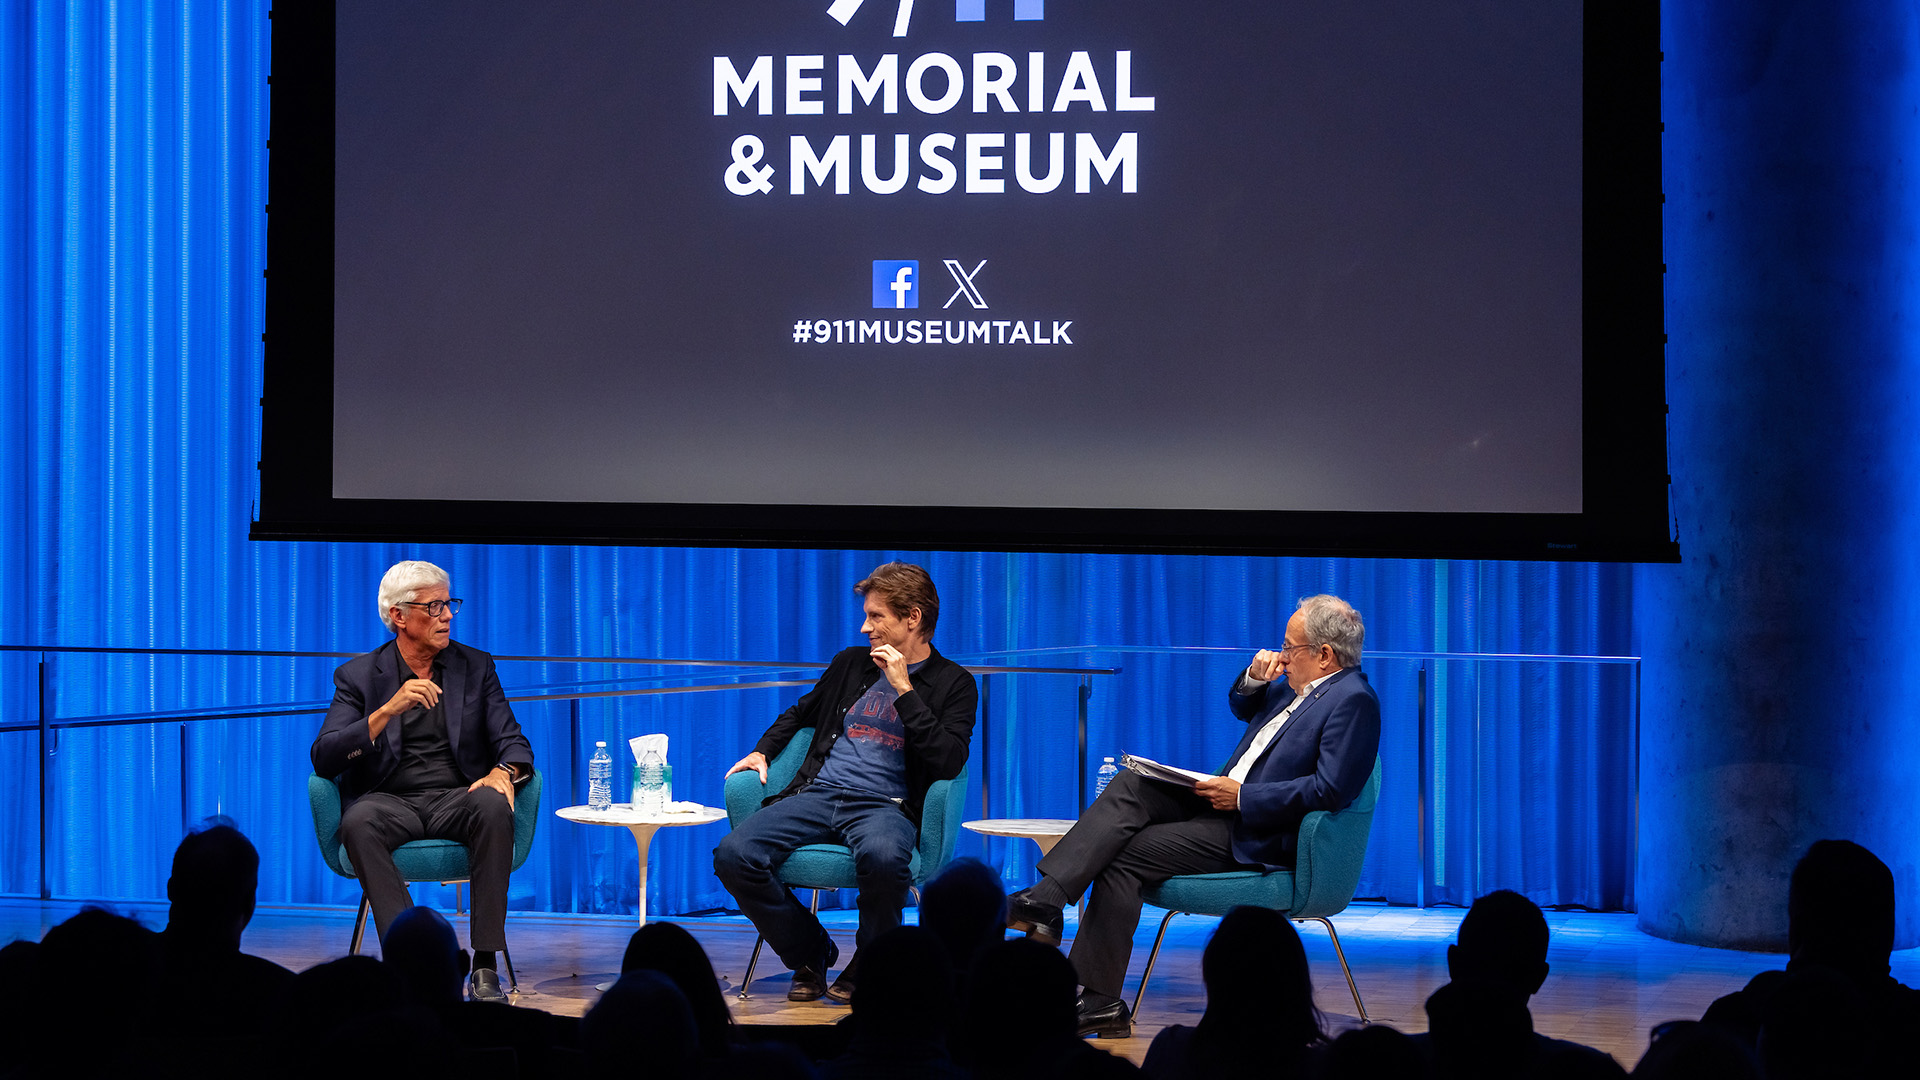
[1095,756,1120,799]
[636,746,666,815]
[588,742,613,810]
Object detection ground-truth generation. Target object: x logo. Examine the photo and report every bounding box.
[943,260,989,310]
[826,0,916,37]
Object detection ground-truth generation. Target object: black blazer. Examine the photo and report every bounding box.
[311,639,534,809]
[752,644,977,827]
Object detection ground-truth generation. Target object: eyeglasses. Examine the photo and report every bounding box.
[399,599,464,618]
[1277,641,1320,656]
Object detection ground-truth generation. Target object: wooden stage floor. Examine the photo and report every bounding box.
[7,897,1919,1070]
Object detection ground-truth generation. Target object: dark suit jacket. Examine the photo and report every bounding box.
[311,639,533,809]
[1222,665,1381,868]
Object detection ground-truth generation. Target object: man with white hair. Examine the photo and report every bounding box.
[312,560,533,1002]
[1005,594,1382,1039]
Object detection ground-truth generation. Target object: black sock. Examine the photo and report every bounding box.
[1080,988,1121,1009]
[1027,875,1071,909]
[472,950,496,973]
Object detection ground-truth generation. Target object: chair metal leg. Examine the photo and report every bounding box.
[1301,915,1368,1023]
[738,887,833,1000]
[503,947,517,993]
[739,935,767,1000]
[1130,908,1181,1019]
[350,894,372,955]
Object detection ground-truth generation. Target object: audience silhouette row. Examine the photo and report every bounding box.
[0,825,1911,1079]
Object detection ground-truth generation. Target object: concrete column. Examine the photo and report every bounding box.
[1637,1,1920,949]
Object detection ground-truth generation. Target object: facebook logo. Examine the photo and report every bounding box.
[872,260,919,309]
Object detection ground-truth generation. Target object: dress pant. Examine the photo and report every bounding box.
[1037,769,1244,997]
[339,785,516,949]
[712,784,918,970]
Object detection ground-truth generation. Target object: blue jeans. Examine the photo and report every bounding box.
[712,784,918,970]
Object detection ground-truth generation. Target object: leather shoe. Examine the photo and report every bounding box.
[1075,994,1132,1039]
[1007,889,1065,947]
[823,951,859,1004]
[467,967,507,1004]
[787,938,840,1002]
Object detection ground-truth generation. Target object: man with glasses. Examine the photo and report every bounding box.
[1005,593,1381,1039]
[312,560,533,1002]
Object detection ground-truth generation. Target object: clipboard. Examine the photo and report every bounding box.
[1120,752,1214,788]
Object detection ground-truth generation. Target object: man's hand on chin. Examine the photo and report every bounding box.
[1194,776,1240,811]
[470,767,517,809]
[870,643,914,692]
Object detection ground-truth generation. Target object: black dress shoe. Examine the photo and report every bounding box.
[1075,995,1132,1039]
[1006,889,1065,947]
[467,967,507,1004]
[788,937,840,1002]
[787,964,829,1002]
[823,950,860,1004]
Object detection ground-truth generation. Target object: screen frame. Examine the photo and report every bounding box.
[256,1,1676,561]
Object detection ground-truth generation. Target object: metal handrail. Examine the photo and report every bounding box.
[950,643,1640,664]
[4,642,1122,903]
[5,642,1633,908]
[945,642,1642,909]
[0,641,1124,672]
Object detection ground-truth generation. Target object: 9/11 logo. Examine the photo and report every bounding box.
[872,260,918,308]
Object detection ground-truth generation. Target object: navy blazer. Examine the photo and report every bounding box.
[311,639,534,810]
[1222,665,1381,869]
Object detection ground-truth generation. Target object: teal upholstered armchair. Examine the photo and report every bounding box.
[722,728,969,998]
[1134,756,1383,1021]
[309,769,543,986]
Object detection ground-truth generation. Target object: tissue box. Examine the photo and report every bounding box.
[632,763,674,805]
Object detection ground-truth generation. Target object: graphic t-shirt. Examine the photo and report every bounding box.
[813,659,925,800]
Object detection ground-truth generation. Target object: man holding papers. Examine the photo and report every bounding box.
[1006,594,1382,1039]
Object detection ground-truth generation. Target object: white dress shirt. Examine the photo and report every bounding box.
[1224,669,1338,802]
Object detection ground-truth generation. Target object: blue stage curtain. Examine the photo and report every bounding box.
[0,1,1636,920]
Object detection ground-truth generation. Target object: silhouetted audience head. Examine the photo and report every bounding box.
[621,920,733,1059]
[919,857,1008,982]
[1422,891,1625,1079]
[1632,1021,1760,1079]
[1141,907,1324,1078]
[274,954,414,1049]
[38,907,162,1039]
[166,819,260,948]
[706,1042,821,1080]
[964,937,1078,1065]
[26,912,161,1073]
[1321,1023,1433,1079]
[384,905,467,1008]
[0,940,43,1054]
[1757,964,1869,1079]
[1787,839,1894,975]
[582,970,698,1076]
[1201,906,1323,1047]
[1450,889,1550,997]
[850,925,955,1035]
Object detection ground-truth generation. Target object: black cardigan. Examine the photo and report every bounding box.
[752,644,977,827]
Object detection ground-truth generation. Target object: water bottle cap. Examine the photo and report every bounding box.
[596,741,606,747]
[1103,756,1115,762]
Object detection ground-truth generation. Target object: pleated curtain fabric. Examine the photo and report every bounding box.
[0,2,1635,916]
